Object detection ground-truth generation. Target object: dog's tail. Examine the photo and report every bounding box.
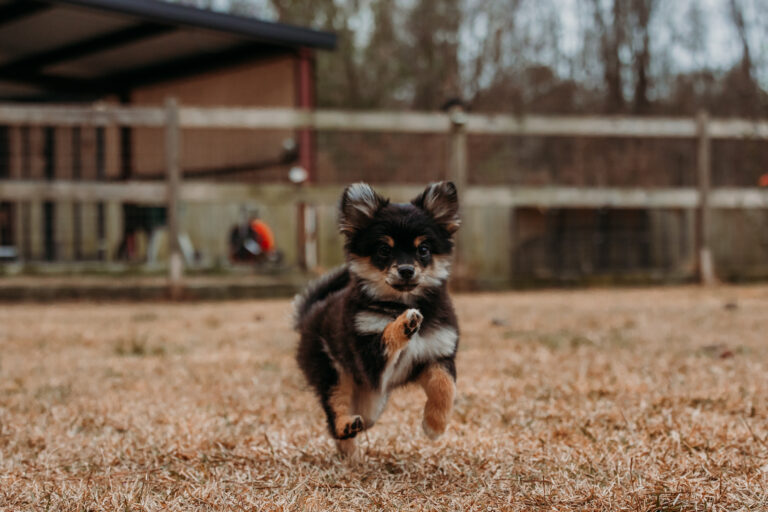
[292,264,350,331]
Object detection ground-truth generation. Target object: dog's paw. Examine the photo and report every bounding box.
[336,438,357,458]
[403,309,423,337]
[422,417,445,440]
[337,415,365,440]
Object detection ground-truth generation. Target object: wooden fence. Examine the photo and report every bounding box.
[1,100,768,292]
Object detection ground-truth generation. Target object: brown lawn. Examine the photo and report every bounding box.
[1,285,767,511]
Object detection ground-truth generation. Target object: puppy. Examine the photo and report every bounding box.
[293,181,460,456]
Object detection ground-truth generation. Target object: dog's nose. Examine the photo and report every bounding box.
[397,265,415,280]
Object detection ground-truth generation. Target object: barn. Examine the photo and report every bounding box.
[0,0,335,263]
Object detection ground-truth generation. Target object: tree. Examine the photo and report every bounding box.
[403,0,462,109]
[591,0,626,113]
[629,0,657,113]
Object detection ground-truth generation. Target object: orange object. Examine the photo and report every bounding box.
[250,219,275,252]
[759,174,768,187]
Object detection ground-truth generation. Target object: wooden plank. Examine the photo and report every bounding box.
[165,98,183,299]
[178,109,703,137]
[179,182,334,203]
[696,111,716,284]
[179,107,451,132]
[2,103,768,141]
[465,114,699,138]
[462,186,701,208]
[710,188,768,208]
[0,104,165,126]
[1,181,767,209]
[182,109,760,139]
[709,119,768,139]
[313,110,450,133]
[447,108,470,279]
[181,108,768,139]
[178,183,425,205]
[103,201,122,262]
[448,111,469,190]
[0,180,167,203]
[179,107,311,130]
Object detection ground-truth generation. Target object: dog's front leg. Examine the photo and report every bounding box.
[418,363,455,439]
[381,308,423,360]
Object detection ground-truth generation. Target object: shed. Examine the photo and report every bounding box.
[0,0,336,262]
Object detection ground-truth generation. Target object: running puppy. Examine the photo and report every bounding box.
[294,182,460,456]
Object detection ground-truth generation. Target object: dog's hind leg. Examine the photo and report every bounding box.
[418,363,455,440]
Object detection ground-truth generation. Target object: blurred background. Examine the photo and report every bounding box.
[0,0,766,299]
[182,0,768,116]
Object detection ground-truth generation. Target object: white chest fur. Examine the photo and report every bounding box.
[385,325,457,388]
[353,310,457,389]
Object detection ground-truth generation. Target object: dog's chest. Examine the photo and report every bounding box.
[354,310,457,389]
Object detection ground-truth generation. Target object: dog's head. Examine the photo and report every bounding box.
[338,182,460,301]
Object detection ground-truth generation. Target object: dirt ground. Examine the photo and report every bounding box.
[1,285,767,511]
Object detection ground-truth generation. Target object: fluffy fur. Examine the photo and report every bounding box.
[294,182,461,456]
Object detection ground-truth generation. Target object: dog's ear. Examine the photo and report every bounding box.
[412,181,460,234]
[339,182,389,236]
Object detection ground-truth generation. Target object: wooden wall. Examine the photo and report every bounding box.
[130,56,297,181]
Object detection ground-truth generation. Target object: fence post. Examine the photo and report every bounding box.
[165,97,183,299]
[448,106,468,191]
[447,104,469,286]
[696,110,715,285]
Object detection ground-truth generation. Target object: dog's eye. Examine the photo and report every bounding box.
[377,244,392,259]
[418,243,431,257]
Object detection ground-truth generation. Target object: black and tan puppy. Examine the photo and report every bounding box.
[293,181,460,455]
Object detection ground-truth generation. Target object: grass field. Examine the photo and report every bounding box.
[1,285,767,511]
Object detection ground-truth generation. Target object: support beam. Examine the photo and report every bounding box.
[0,1,49,28]
[118,93,133,180]
[0,73,96,96]
[296,47,315,180]
[53,0,336,49]
[0,40,271,97]
[72,126,82,260]
[0,23,174,76]
[96,126,106,260]
[295,47,315,270]
[42,126,55,261]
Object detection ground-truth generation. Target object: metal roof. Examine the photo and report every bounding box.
[0,0,336,101]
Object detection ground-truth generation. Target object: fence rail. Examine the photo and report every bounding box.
[1,181,767,209]
[2,104,768,138]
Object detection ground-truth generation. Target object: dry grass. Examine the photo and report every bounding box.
[1,285,767,511]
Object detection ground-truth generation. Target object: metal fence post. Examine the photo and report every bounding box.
[165,97,183,298]
[697,110,715,285]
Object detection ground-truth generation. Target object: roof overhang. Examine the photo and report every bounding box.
[0,0,336,102]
